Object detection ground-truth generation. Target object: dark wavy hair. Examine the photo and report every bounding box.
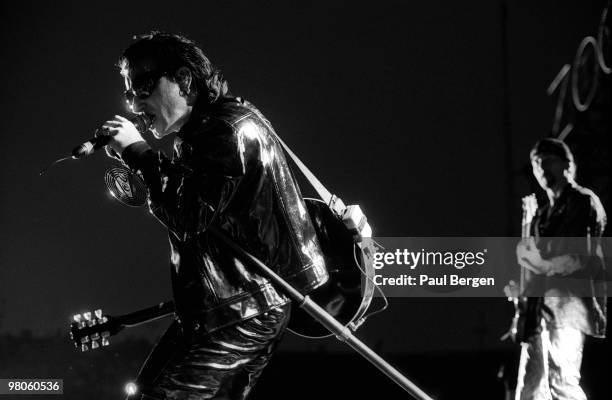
[118,31,228,105]
[530,138,576,180]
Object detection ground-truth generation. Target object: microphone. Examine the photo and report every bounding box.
[71,114,152,159]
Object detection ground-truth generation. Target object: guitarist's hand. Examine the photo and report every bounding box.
[516,238,548,274]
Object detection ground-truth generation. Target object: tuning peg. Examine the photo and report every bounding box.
[87,319,97,327]
[73,314,87,329]
[101,331,110,346]
[80,336,90,344]
[83,312,92,321]
[91,340,100,349]
[94,309,103,319]
[81,344,89,352]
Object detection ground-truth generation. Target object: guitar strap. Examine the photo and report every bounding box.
[270,132,340,208]
[242,99,347,217]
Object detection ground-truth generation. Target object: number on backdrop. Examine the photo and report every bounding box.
[597,5,612,73]
[548,64,573,139]
[571,36,600,112]
[548,5,611,139]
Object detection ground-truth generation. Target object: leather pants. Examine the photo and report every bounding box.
[127,304,291,400]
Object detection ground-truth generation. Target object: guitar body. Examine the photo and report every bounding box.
[287,198,375,338]
[508,296,545,343]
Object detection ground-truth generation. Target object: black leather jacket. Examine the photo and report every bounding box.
[122,97,329,333]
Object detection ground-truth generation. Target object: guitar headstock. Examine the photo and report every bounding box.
[69,309,119,352]
[521,194,538,224]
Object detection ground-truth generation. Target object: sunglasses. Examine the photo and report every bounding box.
[124,70,168,104]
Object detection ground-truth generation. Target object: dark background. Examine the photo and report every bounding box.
[0,1,611,399]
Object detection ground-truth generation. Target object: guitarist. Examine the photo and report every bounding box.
[98,32,329,399]
[513,138,607,400]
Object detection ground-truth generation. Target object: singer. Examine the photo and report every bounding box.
[99,32,329,400]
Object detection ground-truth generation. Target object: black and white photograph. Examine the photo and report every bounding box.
[1,1,611,399]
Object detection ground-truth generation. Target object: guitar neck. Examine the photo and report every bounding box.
[519,211,534,289]
[521,216,531,239]
[117,301,175,328]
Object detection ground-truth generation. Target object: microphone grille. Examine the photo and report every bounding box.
[130,114,152,134]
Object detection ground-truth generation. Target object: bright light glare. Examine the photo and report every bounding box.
[124,382,138,396]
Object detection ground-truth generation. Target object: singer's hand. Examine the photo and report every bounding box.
[97,115,145,155]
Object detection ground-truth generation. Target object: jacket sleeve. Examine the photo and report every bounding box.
[121,118,246,241]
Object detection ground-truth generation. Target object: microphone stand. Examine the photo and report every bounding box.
[208,225,434,400]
